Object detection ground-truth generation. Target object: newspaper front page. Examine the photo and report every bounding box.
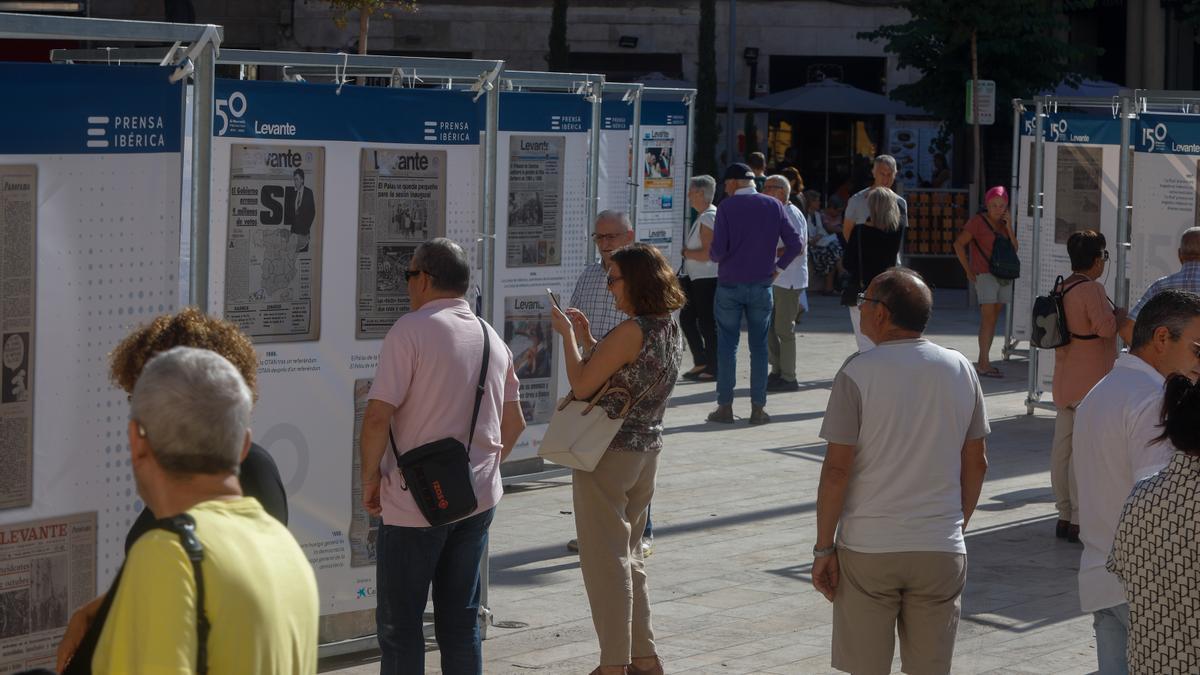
[355,148,448,339]
[0,166,35,510]
[0,512,96,672]
[503,295,557,424]
[506,136,565,268]
[224,144,324,342]
[638,129,676,246]
[1053,145,1102,244]
[349,379,381,568]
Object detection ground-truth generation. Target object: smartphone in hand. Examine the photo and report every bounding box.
[546,288,562,310]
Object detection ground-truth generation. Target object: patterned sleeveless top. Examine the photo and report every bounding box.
[594,314,682,453]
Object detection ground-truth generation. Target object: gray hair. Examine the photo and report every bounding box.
[867,187,901,232]
[874,155,898,172]
[595,210,632,232]
[130,346,252,475]
[413,237,470,295]
[689,175,716,204]
[872,268,933,333]
[1181,227,1200,260]
[1130,289,1200,350]
[764,174,791,195]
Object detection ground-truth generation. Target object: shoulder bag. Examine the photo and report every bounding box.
[1030,275,1102,349]
[972,215,1021,280]
[539,366,670,472]
[388,317,489,527]
[840,226,866,307]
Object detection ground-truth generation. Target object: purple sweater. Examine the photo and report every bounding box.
[710,190,804,284]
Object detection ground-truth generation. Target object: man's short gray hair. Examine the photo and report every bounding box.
[874,155,898,172]
[872,268,933,333]
[764,175,791,195]
[1181,227,1200,259]
[689,175,716,204]
[413,237,471,295]
[595,210,632,231]
[130,346,252,475]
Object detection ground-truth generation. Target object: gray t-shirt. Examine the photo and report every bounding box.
[819,338,989,554]
[844,187,909,229]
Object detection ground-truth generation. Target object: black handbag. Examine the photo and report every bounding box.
[840,226,867,307]
[972,215,1021,280]
[388,316,490,527]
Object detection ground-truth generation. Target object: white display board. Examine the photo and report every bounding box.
[635,100,690,265]
[1012,111,1037,341]
[0,63,184,671]
[205,78,484,617]
[1028,112,1123,395]
[598,99,635,215]
[493,92,594,462]
[1129,113,1200,300]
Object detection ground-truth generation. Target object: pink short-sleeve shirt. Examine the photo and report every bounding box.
[369,298,519,527]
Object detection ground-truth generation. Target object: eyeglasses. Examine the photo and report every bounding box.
[592,233,624,243]
[856,292,891,312]
[606,275,624,287]
[404,269,431,281]
[1102,250,1110,261]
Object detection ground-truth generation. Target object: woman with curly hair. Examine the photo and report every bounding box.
[56,307,287,673]
[551,243,684,675]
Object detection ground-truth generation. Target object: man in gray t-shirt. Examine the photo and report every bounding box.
[811,268,990,675]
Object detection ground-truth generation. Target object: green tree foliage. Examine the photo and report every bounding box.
[859,0,1093,129]
[548,0,570,72]
[693,0,719,177]
[326,0,418,54]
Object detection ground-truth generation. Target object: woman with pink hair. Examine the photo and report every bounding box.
[953,186,1018,377]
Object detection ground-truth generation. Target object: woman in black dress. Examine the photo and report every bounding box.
[842,187,906,351]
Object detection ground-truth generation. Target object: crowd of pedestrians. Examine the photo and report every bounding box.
[39,154,1200,675]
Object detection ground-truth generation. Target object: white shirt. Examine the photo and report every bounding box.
[682,205,718,279]
[774,203,809,290]
[819,339,990,554]
[1073,352,1173,613]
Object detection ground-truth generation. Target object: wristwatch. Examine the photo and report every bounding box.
[813,544,837,558]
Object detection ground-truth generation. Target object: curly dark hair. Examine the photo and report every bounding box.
[109,307,258,399]
[610,243,686,316]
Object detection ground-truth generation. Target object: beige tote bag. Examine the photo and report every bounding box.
[538,370,668,471]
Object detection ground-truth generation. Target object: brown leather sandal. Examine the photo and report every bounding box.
[628,656,664,675]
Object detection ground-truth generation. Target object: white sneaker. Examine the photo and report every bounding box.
[640,536,654,557]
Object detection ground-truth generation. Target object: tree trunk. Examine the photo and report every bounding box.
[971,29,983,204]
[359,10,369,54]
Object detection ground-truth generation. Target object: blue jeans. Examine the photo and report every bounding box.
[644,504,653,538]
[376,507,495,675]
[715,282,774,406]
[1093,603,1130,675]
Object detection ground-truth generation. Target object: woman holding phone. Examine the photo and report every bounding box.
[953,186,1018,378]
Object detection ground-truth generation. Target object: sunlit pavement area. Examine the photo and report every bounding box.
[322,290,1099,674]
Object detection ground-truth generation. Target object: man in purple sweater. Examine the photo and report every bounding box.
[707,163,804,425]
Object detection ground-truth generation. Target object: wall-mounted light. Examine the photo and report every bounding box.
[618,36,638,49]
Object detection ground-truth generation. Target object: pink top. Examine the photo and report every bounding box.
[964,214,1004,276]
[369,298,520,527]
[1052,276,1118,407]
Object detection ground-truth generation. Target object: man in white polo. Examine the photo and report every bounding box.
[812,268,989,675]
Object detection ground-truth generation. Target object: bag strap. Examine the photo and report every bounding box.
[387,315,491,467]
[155,514,209,675]
[564,319,673,418]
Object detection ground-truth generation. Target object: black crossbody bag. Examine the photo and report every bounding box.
[388,317,489,527]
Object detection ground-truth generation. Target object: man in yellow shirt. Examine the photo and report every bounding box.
[92,346,318,674]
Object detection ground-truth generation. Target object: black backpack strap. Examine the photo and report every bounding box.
[154,514,209,675]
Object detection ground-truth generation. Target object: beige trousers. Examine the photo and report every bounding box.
[832,549,967,675]
[768,286,804,382]
[573,450,658,666]
[1051,405,1080,523]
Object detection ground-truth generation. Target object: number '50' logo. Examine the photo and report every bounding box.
[214,92,247,136]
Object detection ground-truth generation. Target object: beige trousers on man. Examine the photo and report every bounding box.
[1051,405,1080,523]
[768,286,804,382]
[573,450,658,666]
[832,548,967,675]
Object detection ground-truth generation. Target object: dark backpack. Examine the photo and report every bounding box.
[972,216,1021,280]
[1031,275,1100,349]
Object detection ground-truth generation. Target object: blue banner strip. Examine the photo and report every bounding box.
[601,100,634,131]
[214,79,482,144]
[499,92,592,133]
[641,100,688,127]
[1135,114,1200,155]
[0,63,183,155]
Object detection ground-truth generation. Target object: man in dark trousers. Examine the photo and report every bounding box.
[285,168,316,253]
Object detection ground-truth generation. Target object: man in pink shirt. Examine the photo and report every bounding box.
[358,238,526,674]
[1050,230,1124,543]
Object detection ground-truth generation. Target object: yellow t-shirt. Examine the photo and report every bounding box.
[93,497,318,674]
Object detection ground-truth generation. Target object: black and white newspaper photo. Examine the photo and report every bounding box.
[0,512,96,672]
[1053,146,1102,244]
[349,379,381,568]
[0,165,35,510]
[506,136,565,268]
[224,144,325,342]
[355,148,448,339]
[503,295,557,424]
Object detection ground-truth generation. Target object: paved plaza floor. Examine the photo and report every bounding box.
[322,291,1101,674]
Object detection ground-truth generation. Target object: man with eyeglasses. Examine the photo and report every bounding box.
[1072,289,1200,675]
[812,268,989,675]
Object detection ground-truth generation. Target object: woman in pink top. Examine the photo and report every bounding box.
[1050,230,1125,542]
[953,186,1017,377]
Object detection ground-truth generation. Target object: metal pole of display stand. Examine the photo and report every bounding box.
[630,87,644,229]
[1002,99,1024,361]
[588,80,604,235]
[683,91,697,245]
[482,75,501,326]
[1115,95,1133,313]
[190,41,216,311]
[1026,97,1046,415]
